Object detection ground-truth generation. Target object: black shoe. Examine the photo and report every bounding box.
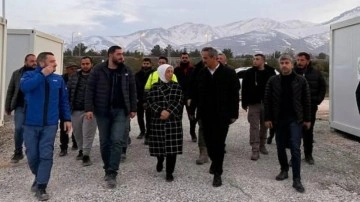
[82,155,92,166]
[212,175,222,187]
[106,174,117,189]
[190,132,197,142]
[10,151,24,163]
[76,150,83,160]
[166,173,174,182]
[71,144,78,151]
[305,155,314,165]
[293,179,305,193]
[156,159,164,172]
[267,138,272,144]
[144,138,149,145]
[35,188,50,201]
[31,180,37,192]
[137,132,145,139]
[104,173,110,181]
[275,171,288,181]
[59,149,67,157]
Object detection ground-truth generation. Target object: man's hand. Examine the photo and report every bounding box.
[303,122,311,130]
[85,112,94,120]
[41,65,54,76]
[265,121,273,129]
[229,118,237,124]
[129,112,136,119]
[64,121,72,134]
[160,110,170,120]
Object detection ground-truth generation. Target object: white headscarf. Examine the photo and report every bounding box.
[157,64,173,83]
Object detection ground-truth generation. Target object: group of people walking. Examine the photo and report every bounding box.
[5,45,326,201]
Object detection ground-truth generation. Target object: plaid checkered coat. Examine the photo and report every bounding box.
[147,81,184,156]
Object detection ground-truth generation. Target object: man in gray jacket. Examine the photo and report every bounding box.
[85,46,137,189]
[5,54,37,163]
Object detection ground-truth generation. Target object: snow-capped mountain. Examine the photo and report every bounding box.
[65,6,360,55]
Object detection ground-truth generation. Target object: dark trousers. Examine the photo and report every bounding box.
[137,102,151,134]
[275,120,302,180]
[202,119,229,176]
[96,109,129,175]
[14,107,25,153]
[157,155,177,174]
[185,105,197,135]
[303,105,318,156]
[59,119,77,150]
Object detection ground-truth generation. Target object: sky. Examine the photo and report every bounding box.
[1,0,359,38]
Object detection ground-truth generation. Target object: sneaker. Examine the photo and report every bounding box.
[82,155,92,166]
[260,146,269,155]
[10,151,24,163]
[275,171,289,181]
[76,150,83,160]
[305,155,315,165]
[166,173,174,182]
[250,151,260,161]
[212,175,222,187]
[106,174,117,189]
[35,188,50,201]
[137,132,145,139]
[59,149,67,157]
[31,181,37,192]
[293,179,305,193]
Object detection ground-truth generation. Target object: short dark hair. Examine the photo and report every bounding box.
[81,56,93,64]
[158,56,168,63]
[254,54,266,61]
[24,54,35,62]
[107,46,122,56]
[143,58,152,63]
[37,52,54,65]
[181,52,189,56]
[201,47,218,58]
[297,52,310,60]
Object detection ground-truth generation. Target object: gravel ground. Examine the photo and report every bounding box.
[0,99,360,202]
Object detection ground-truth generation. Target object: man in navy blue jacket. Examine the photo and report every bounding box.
[20,52,72,201]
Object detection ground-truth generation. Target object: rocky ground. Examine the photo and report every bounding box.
[0,99,359,202]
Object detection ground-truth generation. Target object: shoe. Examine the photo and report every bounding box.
[305,155,315,165]
[267,138,272,144]
[71,144,78,151]
[251,151,260,161]
[275,171,289,181]
[35,188,50,201]
[260,146,269,155]
[156,158,164,172]
[166,173,174,182]
[59,149,67,157]
[196,147,209,165]
[104,173,110,181]
[137,132,145,139]
[144,138,149,145]
[10,151,24,163]
[106,174,117,189]
[82,155,92,166]
[31,180,37,192]
[191,133,197,142]
[293,179,305,193]
[76,150,83,160]
[121,154,127,162]
[212,175,222,187]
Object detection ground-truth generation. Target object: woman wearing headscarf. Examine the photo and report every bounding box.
[147,64,184,182]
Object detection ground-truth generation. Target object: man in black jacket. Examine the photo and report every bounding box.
[193,47,240,187]
[135,58,154,139]
[174,52,197,142]
[294,52,326,165]
[242,54,276,160]
[85,46,137,189]
[264,54,311,193]
[5,54,37,163]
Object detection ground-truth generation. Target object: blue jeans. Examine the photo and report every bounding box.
[14,107,25,152]
[96,109,129,175]
[23,125,58,188]
[275,120,302,180]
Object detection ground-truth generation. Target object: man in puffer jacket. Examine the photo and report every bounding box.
[20,52,72,201]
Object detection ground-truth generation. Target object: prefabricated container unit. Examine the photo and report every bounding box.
[330,16,360,137]
[5,29,64,93]
[0,18,7,126]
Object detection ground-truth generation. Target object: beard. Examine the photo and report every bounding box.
[112,58,123,65]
